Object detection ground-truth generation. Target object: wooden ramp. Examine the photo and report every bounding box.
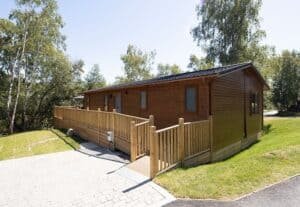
[126,156,150,178]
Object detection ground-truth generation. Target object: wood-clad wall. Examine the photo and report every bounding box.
[211,68,264,153]
[245,69,264,137]
[84,78,210,129]
[211,70,245,152]
[83,67,264,152]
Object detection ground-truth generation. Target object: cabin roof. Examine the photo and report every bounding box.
[83,62,269,94]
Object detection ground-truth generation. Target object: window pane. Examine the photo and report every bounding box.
[141,91,147,109]
[186,87,197,112]
[250,92,260,115]
[104,95,108,111]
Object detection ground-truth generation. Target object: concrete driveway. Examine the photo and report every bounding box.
[0,142,174,207]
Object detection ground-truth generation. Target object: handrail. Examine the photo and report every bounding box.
[184,120,209,125]
[156,124,179,133]
[135,120,150,127]
[115,112,148,121]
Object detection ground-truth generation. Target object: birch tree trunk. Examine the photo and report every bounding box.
[7,50,20,123]
[9,28,27,134]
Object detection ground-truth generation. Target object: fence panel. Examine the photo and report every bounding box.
[156,125,181,173]
[184,120,210,158]
[53,106,150,155]
[150,117,212,178]
[114,113,146,140]
[135,121,150,157]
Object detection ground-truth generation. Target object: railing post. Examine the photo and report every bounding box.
[150,126,158,178]
[149,115,154,126]
[148,115,154,154]
[178,118,185,163]
[97,108,101,144]
[209,115,214,161]
[130,121,137,161]
[111,109,116,132]
[86,107,89,111]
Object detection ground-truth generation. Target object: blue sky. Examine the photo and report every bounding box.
[1,0,300,83]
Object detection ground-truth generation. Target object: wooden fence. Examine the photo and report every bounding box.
[54,106,150,154]
[184,120,211,159]
[54,106,213,178]
[130,115,154,161]
[149,116,213,178]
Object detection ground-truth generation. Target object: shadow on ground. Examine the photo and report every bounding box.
[51,128,129,164]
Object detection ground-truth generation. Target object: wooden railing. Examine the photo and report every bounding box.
[184,120,211,159]
[130,115,154,161]
[53,106,150,154]
[149,116,213,178]
[54,106,213,178]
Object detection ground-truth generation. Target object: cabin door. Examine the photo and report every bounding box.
[114,93,122,113]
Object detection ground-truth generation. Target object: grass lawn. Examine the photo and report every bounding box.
[155,117,300,200]
[0,129,82,161]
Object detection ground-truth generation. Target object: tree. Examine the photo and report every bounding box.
[116,45,155,83]
[72,59,85,82]
[187,54,213,71]
[85,64,106,90]
[0,0,76,133]
[71,59,85,94]
[192,0,265,65]
[157,64,181,76]
[272,50,300,112]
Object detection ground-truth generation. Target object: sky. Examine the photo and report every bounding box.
[1,0,300,83]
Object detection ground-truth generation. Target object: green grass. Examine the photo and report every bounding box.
[0,129,81,161]
[155,118,300,200]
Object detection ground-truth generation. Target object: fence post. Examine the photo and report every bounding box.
[178,118,185,163]
[150,126,158,178]
[209,115,214,161]
[111,109,116,132]
[148,115,154,154]
[97,108,101,144]
[149,115,154,126]
[130,121,137,161]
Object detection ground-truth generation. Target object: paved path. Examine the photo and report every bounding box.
[0,142,174,207]
[165,175,300,207]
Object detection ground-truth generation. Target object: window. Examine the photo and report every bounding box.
[185,87,197,112]
[250,92,260,115]
[104,94,108,109]
[140,91,147,109]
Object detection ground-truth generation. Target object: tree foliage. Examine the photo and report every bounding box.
[192,0,265,65]
[85,64,106,90]
[271,50,300,112]
[0,0,79,133]
[157,64,181,76]
[187,54,214,71]
[116,45,155,83]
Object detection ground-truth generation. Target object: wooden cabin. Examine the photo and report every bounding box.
[83,62,269,161]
